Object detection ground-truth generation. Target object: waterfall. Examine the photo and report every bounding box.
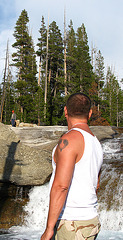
[0,134,122,240]
[18,134,123,232]
[98,134,123,231]
[24,184,49,231]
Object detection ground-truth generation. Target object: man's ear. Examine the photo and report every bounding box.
[64,106,68,119]
[88,109,92,119]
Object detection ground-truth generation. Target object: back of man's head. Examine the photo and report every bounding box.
[66,93,91,119]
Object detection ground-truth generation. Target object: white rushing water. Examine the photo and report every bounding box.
[0,134,123,239]
[102,135,122,160]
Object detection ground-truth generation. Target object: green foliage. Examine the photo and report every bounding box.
[95,50,105,83]
[36,16,47,80]
[1,10,122,127]
[45,21,64,125]
[36,16,47,59]
[102,66,123,126]
[12,9,38,123]
[66,20,77,94]
[48,21,64,73]
[50,94,66,125]
[1,80,16,124]
[75,24,93,94]
[34,86,45,124]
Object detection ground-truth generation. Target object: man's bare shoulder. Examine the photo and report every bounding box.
[57,130,84,153]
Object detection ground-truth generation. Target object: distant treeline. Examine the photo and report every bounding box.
[0,9,123,126]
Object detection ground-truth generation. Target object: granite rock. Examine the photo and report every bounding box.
[0,123,116,186]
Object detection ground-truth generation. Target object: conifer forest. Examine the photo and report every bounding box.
[0,10,123,126]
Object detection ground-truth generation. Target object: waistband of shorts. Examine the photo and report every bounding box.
[59,206,98,220]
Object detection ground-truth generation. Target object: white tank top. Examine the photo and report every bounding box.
[49,128,103,220]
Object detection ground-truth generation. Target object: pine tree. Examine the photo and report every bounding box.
[95,50,105,111]
[66,20,76,94]
[64,9,67,96]
[103,66,123,126]
[47,21,64,125]
[4,82,16,124]
[75,23,93,94]
[12,9,38,123]
[117,87,123,126]
[36,16,47,125]
[36,16,47,86]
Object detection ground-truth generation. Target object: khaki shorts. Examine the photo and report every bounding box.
[52,216,101,240]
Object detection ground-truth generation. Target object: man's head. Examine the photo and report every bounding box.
[66,93,91,119]
[12,110,14,113]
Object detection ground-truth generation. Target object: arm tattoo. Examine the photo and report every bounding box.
[58,139,68,152]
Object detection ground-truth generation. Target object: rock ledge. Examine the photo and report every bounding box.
[0,123,116,186]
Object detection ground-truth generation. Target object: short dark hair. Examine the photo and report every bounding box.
[66,93,91,119]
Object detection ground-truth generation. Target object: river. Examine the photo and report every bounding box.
[0,133,123,239]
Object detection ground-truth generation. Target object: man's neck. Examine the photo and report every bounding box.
[68,118,88,130]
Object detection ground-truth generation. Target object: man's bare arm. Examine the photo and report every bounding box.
[40,134,77,240]
[96,169,101,193]
[58,138,68,152]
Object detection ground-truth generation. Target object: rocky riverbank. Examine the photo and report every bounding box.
[0,123,116,186]
[0,123,121,229]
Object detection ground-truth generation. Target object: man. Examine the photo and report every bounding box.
[41,93,103,240]
[10,110,16,127]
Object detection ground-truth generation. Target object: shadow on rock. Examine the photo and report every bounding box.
[0,141,23,220]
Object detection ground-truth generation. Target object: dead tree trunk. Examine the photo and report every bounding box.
[44,16,49,120]
[49,68,51,83]
[37,56,42,126]
[109,79,112,122]
[38,56,41,86]
[64,8,67,96]
[0,41,8,123]
[98,80,100,112]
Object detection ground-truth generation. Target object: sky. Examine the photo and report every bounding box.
[0,0,123,88]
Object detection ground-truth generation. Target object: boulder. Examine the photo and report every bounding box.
[89,126,116,141]
[16,119,20,127]
[19,122,37,127]
[0,123,116,186]
[0,123,67,186]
